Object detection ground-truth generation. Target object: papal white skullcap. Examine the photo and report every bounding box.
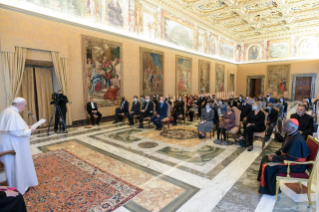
[12,97,26,104]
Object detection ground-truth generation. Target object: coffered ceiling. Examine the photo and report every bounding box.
[160,0,319,42]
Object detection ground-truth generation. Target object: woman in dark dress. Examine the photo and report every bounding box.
[236,102,266,151]
[0,186,27,212]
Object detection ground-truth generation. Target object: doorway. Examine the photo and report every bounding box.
[292,74,317,101]
[295,77,312,101]
[249,78,262,97]
[246,75,265,97]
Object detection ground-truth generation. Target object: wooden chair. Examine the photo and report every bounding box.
[161,103,171,129]
[0,150,16,186]
[225,107,241,142]
[86,114,99,125]
[133,103,143,124]
[253,110,268,149]
[276,136,319,205]
[118,102,129,123]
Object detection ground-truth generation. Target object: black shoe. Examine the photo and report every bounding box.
[172,123,177,126]
[156,127,162,131]
[129,123,134,126]
[96,123,100,126]
[113,121,118,124]
[137,126,144,129]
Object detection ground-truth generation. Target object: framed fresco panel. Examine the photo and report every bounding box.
[198,60,210,93]
[267,39,290,60]
[267,64,290,95]
[140,48,164,97]
[176,55,192,95]
[82,35,122,107]
[219,41,234,60]
[162,12,195,50]
[215,63,225,92]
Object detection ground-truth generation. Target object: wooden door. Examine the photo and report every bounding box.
[250,79,256,97]
[295,77,311,100]
[255,79,261,97]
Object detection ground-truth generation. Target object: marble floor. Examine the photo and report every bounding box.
[29,102,319,212]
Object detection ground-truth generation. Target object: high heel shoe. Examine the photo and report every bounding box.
[247,146,253,151]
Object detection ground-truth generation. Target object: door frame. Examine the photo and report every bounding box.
[246,75,265,97]
[291,73,317,101]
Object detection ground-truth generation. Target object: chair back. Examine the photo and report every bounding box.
[232,106,241,127]
[184,100,187,115]
[306,136,319,176]
[261,109,268,127]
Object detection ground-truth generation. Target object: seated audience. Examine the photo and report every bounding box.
[303,100,314,117]
[172,96,185,126]
[151,97,167,130]
[290,104,314,140]
[198,94,207,117]
[87,97,102,126]
[188,96,198,122]
[236,102,266,151]
[152,95,159,110]
[238,99,252,131]
[219,100,227,116]
[197,102,214,139]
[265,92,274,105]
[237,95,243,106]
[140,95,145,104]
[0,186,27,212]
[165,95,172,106]
[113,97,129,124]
[127,96,140,126]
[264,103,278,141]
[257,119,310,195]
[258,96,266,109]
[138,96,154,128]
[275,99,284,133]
[215,105,235,145]
[280,97,288,118]
[246,96,253,105]
[228,95,237,107]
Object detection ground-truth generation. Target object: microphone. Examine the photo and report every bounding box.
[27,111,37,122]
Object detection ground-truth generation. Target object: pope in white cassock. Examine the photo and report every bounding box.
[0,97,38,195]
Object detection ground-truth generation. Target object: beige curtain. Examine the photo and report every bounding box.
[17,67,37,125]
[51,52,72,125]
[1,47,27,106]
[35,68,54,127]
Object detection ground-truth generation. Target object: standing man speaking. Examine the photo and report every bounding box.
[0,97,38,195]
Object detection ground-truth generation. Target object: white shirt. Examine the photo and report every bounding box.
[91,102,95,109]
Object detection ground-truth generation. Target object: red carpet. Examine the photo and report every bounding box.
[24,149,143,211]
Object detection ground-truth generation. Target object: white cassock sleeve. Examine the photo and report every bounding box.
[7,129,32,137]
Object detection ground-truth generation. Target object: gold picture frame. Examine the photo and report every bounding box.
[176,55,192,96]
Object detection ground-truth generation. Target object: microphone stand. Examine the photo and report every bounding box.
[27,111,37,123]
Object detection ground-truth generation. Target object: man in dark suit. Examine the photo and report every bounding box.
[290,104,314,140]
[265,103,278,141]
[151,96,168,130]
[152,95,159,111]
[238,99,252,131]
[265,92,274,105]
[50,90,69,133]
[113,97,129,124]
[172,95,184,126]
[237,95,243,106]
[87,97,102,125]
[228,95,237,107]
[127,96,141,126]
[138,96,154,128]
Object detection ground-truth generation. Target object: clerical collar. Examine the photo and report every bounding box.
[10,106,19,113]
[288,129,298,136]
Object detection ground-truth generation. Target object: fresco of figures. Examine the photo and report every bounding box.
[140,48,164,96]
[267,65,290,95]
[82,36,122,107]
[176,56,192,95]
[215,64,225,92]
[198,60,210,93]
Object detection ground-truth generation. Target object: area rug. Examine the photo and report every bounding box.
[24,149,143,211]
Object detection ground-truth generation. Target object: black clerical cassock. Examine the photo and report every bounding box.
[0,191,27,212]
[257,131,310,195]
